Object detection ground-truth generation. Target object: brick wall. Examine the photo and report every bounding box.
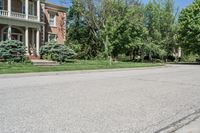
[44,8,66,44]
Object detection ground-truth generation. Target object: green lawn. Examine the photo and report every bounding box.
[0,60,164,74]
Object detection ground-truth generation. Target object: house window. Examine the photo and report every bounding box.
[48,33,57,42]
[22,1,34,15]
[22,2,25,14]
[49,12,56,26]
[0,0,4,10]
[29,2,34,15]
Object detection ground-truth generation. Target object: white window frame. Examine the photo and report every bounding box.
[48,33,57,42]
[22,1,34,15]
[29,1,35,15]
[0,0,4,10]
[49,12,57,27]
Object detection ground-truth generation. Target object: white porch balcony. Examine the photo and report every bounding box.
[0,10,8,16]
[0,0,40,22]
[0,10,39,21]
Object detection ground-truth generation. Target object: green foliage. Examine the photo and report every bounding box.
[178,0,200,55]
[40,41,76,62]
[145,42,167,59]
[61,0,179,61]
[66,0,103,59]
[145,0,178,56]
[100,1,148,59]
[181,53,200,63]
[0,40,26,62]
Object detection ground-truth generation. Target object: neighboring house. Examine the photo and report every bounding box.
[0,0,67,56]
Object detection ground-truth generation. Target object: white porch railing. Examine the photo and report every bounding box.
[0,10,8,16]
[0,10,39,22]
[28,15,38,21]
[11,12,26,19]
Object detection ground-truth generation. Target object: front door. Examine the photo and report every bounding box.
[11,34,18,40]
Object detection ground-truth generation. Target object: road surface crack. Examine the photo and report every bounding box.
[154,109,200,133]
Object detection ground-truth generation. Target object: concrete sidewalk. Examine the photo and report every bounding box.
[176,118,200,133]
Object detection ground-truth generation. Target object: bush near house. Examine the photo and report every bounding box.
[0,40,26,62]
[40,41,76,62]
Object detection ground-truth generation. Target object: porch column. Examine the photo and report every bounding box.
[37,0,40,21]
[8,0,11,16]
[8,25,11,40]
[25,27,29,55]
[25,0,29,19]
[36,28,40,56]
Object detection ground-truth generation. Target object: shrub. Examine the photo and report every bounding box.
[40,41,76,62]
[181,53,199,63]
[152,59,163,63]
[0,40,26,62]
[196,58,200,63]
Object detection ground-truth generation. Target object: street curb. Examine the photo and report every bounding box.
[0,65,168,79]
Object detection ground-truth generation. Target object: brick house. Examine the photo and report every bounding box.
[0,0,67,56]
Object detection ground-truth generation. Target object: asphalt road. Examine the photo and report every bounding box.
[0,65,200,133]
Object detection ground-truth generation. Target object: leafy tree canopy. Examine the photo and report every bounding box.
[178,0,200,54]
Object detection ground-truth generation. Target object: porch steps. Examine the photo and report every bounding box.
[31,59,59,66]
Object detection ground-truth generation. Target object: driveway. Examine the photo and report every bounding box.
[0,65,200,133]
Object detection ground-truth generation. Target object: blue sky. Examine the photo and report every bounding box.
[48,0,193,9]
[142,0,193,9]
